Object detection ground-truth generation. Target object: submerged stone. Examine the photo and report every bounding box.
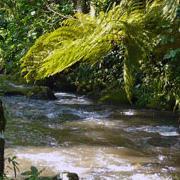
[148,137,178,147]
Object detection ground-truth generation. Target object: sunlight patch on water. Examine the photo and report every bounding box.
[55,92,77,98]
[123,110,135,116]
[131,173,171,180]
[17,152,88,175]
[125,126,179,137]
[6,146,159,179]
[62,109,111,121]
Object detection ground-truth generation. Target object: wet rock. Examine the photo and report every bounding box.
[0,75,56,100]
[53,172,79,180]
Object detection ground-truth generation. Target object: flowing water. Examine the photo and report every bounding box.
[2,92,180,179]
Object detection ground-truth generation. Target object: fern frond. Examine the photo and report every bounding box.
[21,0,179,100]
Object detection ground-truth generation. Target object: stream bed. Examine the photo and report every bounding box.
[2,92,180,179]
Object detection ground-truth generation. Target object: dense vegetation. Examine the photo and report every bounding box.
[0,1,180,179]
[0,0,179,111]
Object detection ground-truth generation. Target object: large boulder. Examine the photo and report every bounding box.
[0,75,56,100]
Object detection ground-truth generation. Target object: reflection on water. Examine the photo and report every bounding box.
[2,92,180,179]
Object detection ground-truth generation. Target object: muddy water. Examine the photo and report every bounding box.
[2,93,180,179]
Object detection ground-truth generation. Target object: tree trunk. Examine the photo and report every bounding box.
[72,0,90,13]
[0,100,5,178]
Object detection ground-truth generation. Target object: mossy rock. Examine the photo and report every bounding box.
[98,88,129,105]
[0,75,56,100]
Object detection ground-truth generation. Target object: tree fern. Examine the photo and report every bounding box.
[21,0,179,101]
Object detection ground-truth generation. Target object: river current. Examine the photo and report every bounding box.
[2,92,180,179]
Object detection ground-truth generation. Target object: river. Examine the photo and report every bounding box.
[2,92,180,179]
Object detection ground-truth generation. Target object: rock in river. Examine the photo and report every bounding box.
[53,172,79,180]
[0,75,56,100]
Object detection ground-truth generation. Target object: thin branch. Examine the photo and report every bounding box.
[46,5,73,19]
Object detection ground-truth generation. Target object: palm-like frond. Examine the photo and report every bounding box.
[21,0,179,101]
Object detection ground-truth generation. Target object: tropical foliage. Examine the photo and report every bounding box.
[21,0,179,102]
[135,16,180,110]
[0,0,179,110]
[0,0,73,73]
